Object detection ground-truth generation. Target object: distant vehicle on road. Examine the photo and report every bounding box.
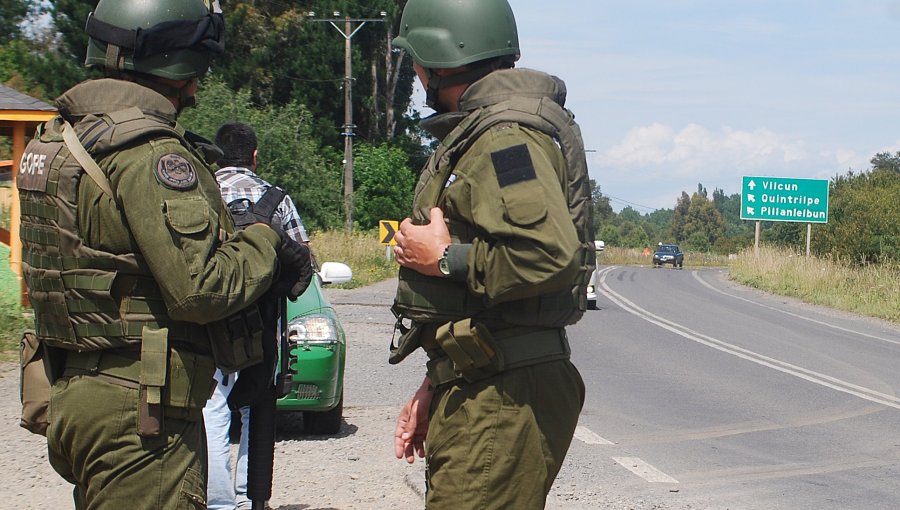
[586,240,604,310]
[653,243,684,268]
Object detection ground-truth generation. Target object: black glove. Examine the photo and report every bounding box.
[271,235,313,300]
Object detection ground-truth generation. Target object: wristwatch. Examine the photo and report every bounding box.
[438,246,451,276]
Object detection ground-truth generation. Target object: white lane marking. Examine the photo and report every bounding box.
[612,457,679,483]
[691,270,900,346]
[600,269,900,411]
[573,425,613,445]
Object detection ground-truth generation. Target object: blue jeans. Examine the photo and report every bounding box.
[204,370,251,510]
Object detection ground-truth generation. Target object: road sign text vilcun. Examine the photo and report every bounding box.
[740,176,829,223]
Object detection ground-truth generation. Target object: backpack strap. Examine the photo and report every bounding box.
[61,121,115,199]
[250,186,286,223]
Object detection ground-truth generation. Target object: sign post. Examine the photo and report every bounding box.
[740,176,829,256]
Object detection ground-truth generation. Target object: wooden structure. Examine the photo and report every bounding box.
[0,85,57,305]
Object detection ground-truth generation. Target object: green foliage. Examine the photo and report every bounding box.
[681,191,725,250]
[814,161,900,263]
[213,1,416,147]
[0,39,86,101]
[671,191,691,243]
[352,143,415,230]
[49,0,94,63]
[0,244,32,359]
[179,76,343,230]
[0,0,28,44]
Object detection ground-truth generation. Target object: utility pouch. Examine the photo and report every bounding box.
[19,330,53,436]
[165,349,216,416]
[433,319,502,382]
[138,327,167,438]
[207,305,265,374]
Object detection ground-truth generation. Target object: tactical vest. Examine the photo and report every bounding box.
[393,75,596,331]
[17,108,216,353]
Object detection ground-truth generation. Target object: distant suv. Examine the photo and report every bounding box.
[653,244,684,268]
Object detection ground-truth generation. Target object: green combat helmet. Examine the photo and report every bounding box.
[393,0,520,111]
[393,0,519,69]
[84,0,224,81]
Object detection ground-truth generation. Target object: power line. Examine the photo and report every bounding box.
[605,194,659,212]
[307,11,387,233]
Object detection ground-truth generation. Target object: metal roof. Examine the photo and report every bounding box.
[0,84,55,112]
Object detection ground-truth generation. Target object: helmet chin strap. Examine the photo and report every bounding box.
[115,70,197,114]
[424,59,514,113]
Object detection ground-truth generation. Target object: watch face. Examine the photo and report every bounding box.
[439,257,450,275]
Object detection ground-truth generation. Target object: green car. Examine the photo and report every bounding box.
[278,260,352,434]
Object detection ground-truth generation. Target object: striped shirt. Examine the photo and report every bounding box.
[214,166,309,243]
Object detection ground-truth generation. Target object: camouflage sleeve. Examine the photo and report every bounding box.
[451,124,580,305]
[106,138,281,324]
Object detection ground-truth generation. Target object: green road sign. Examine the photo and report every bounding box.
[740,176,829,223]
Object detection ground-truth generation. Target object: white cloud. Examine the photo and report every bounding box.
[599,123,811,179]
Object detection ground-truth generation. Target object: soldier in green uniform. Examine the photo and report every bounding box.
[389,0,595,508]
[16,0,310,508]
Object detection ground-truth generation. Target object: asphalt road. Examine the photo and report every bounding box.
[560,265,900,509]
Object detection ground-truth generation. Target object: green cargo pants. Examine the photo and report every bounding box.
[424,359,585,509]
[46,374,207,509]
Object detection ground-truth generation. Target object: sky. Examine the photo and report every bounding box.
[408,0,900,213]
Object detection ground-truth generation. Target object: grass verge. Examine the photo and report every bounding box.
[729,246,899,324]
[310,229,397,289]
[1,244,31,362]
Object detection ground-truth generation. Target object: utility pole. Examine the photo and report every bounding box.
[307,11,386,233]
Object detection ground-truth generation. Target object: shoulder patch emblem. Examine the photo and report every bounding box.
[490,144,536,188]
[156,154,197,190]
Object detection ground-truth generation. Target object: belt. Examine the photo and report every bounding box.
[426,327,571,387]
[62,349,142,388]
[61,349,205,423]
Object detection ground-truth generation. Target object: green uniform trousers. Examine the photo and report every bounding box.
[46,375,207,509]
[425,359,585,510]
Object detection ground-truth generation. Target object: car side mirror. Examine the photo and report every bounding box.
[318,262,352,285]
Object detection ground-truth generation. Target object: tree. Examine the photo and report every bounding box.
[870,151,900,174]
[179,76,343,231]
[590,179,614,232]
[681,191,725,250]
[0,0,28,45]
[815,163,900,263]
[49,0,93,61]
[0,40,86,101]
[671,191,691,243]
[352,143,416,230]
[213,1,416,148]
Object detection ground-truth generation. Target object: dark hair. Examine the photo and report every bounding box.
[214,122,257,168]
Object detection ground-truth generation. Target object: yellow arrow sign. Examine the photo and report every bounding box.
[379,220,398,245]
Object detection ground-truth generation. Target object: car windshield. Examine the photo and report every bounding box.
[657,245,677,254]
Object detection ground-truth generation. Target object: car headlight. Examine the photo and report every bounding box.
[288,314,338,349]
